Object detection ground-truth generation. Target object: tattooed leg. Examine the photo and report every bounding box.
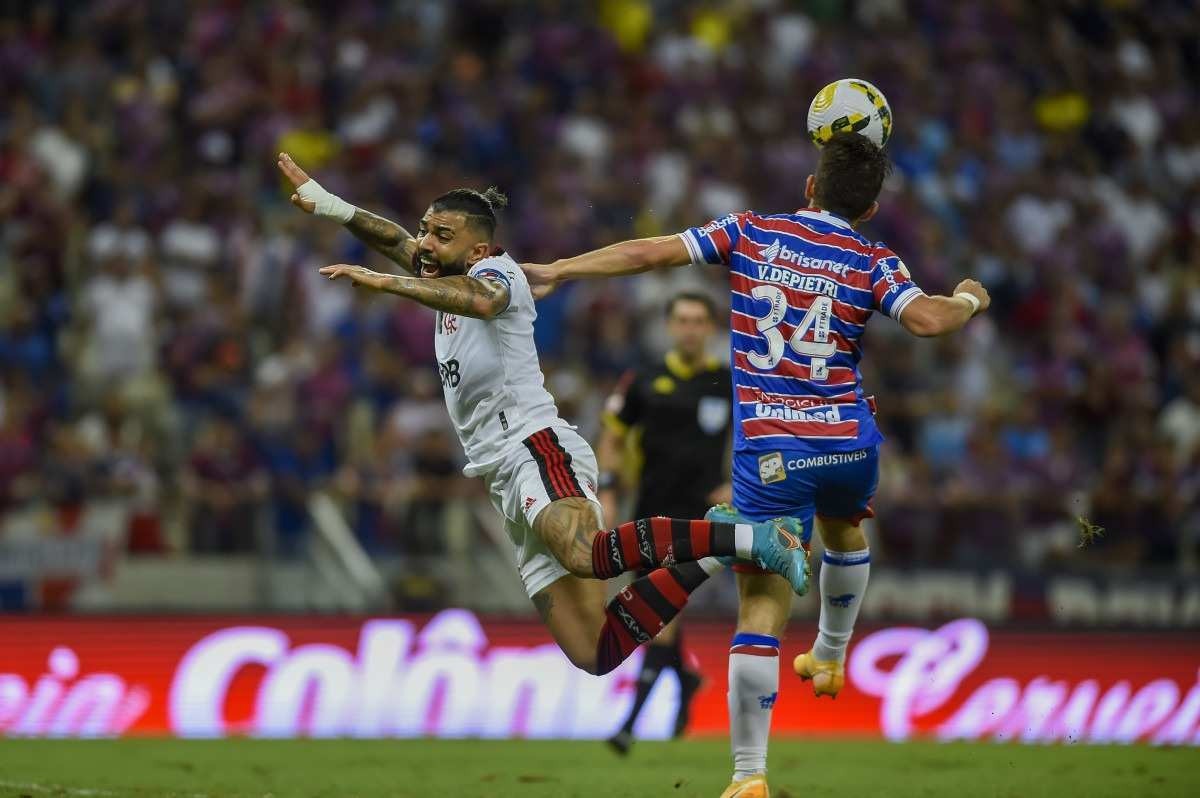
[533,497,750,580]
[532,497,602,577]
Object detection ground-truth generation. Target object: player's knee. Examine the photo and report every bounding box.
[823,530,867,552]
[819,519,868,551]
[570,549,595,577]
[561,551,593,578]
[563,645,601,675]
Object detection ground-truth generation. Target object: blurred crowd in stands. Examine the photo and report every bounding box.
[1,0,1198,582]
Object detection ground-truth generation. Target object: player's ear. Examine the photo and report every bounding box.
[804,175,816,204]
[856,201,879,224]
[467,240,491,266]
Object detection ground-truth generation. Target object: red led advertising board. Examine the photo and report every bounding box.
[1,612,1196,744]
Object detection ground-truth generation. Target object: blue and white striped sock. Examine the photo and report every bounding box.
[728,632,780,780]
[813,547,871,662]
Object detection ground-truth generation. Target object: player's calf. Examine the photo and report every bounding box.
[589,515,811,595]
[531,563,721,676]
[594,561,722,674]
[533,498,809,594]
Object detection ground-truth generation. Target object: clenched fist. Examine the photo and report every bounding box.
[953,279,990,315]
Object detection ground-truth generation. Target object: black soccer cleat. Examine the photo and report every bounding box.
[673,668,704,738]
[607,729,633,756]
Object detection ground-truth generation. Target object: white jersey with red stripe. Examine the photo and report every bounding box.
[680,208,925,455]
[433,252,573,476]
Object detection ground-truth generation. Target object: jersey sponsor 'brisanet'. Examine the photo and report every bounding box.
[680,208,924,455]
[434,252,571,476]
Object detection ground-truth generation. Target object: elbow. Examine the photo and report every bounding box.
[471,301,501,320]
[623,240,660,269]
[900,309,944,338]
[626,238,677,271]
[473,295,509,320]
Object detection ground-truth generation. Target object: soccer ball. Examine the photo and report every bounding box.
[807,78,893,148]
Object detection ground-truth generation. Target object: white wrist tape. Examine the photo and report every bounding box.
[295,178,355,223]
[955,291,981,316]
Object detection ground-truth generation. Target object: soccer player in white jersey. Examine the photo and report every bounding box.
[277,152,811,678]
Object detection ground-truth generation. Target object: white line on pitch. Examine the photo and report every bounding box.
[0,781,117,797]
[0,781,215,798]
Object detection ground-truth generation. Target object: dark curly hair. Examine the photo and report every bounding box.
[431,186,509,239]
[812,133,892,221]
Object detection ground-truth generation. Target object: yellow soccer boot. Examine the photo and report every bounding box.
[793,649,844,698]
[719,774,769,798]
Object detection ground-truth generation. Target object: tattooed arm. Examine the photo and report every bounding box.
[343,207,419,273]
[278,152,418,274]
[318,264,510,319]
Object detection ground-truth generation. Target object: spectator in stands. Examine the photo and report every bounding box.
[182,416,268,553]
[0,0,1197,579]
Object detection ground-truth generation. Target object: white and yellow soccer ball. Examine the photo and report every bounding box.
[807,78,893,148]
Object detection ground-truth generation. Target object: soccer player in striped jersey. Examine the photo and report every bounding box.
[524,132,990,798]
[277,153,810,684]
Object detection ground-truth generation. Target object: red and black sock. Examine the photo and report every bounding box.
[595,562,711,675]
[590,517,738,579]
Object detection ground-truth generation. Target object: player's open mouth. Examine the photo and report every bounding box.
[418,257,441,278]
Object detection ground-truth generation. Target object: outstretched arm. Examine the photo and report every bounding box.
[523,235,691,299]
[343,207,418,271]
[318,264,509,319]
[278,152,418,274]
[898,279,990,337]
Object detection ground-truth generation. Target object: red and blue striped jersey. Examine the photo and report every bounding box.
[679,208,923,454]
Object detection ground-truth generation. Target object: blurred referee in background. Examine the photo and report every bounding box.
[599,292,733,755]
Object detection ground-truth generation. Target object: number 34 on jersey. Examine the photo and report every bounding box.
[747,290,836,381]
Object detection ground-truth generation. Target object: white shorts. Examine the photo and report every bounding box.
[481,426,603,598]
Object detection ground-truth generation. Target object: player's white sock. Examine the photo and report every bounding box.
[733,524,755,560]
[812,548,871,662]
[728,633,780,780]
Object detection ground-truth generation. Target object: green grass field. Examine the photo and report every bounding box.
[0,738,1196,798]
